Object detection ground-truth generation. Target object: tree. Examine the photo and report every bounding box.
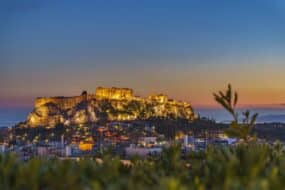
[81,90,87,96]
[213,84,258,143]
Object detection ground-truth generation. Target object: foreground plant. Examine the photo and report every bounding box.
[213,84,258,142]
[1,143,285,190]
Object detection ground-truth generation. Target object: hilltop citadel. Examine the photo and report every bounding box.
[24,87,195,128]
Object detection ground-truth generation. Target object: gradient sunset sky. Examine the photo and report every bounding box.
[1,0,285,108]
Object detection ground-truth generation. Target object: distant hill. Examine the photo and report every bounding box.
[257,114,285,123]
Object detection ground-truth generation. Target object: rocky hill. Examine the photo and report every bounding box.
[20,87,195,128]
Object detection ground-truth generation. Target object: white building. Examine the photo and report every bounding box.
[37,146,49,156]
[0,144,7,153]
[138,137,157,147]
[65,145,72,157]
[125,144,162,157]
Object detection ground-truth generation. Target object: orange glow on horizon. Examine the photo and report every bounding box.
[2,63,285,108]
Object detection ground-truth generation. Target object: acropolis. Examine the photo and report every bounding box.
[22,87,195,128]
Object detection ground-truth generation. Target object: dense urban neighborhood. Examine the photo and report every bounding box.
[1,87,285,161]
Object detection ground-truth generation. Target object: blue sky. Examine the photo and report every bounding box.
[1,0,285,107]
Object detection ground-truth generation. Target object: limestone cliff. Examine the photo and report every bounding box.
[24,87,195,128]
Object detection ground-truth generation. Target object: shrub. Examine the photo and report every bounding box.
[1,143,285,190]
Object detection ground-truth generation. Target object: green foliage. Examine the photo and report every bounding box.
[213,84,258,142]
[1,144,285,189]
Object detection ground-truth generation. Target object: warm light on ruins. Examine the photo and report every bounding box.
[95,87,133,100]
[23,87,195,128]
[30,116,35,123]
